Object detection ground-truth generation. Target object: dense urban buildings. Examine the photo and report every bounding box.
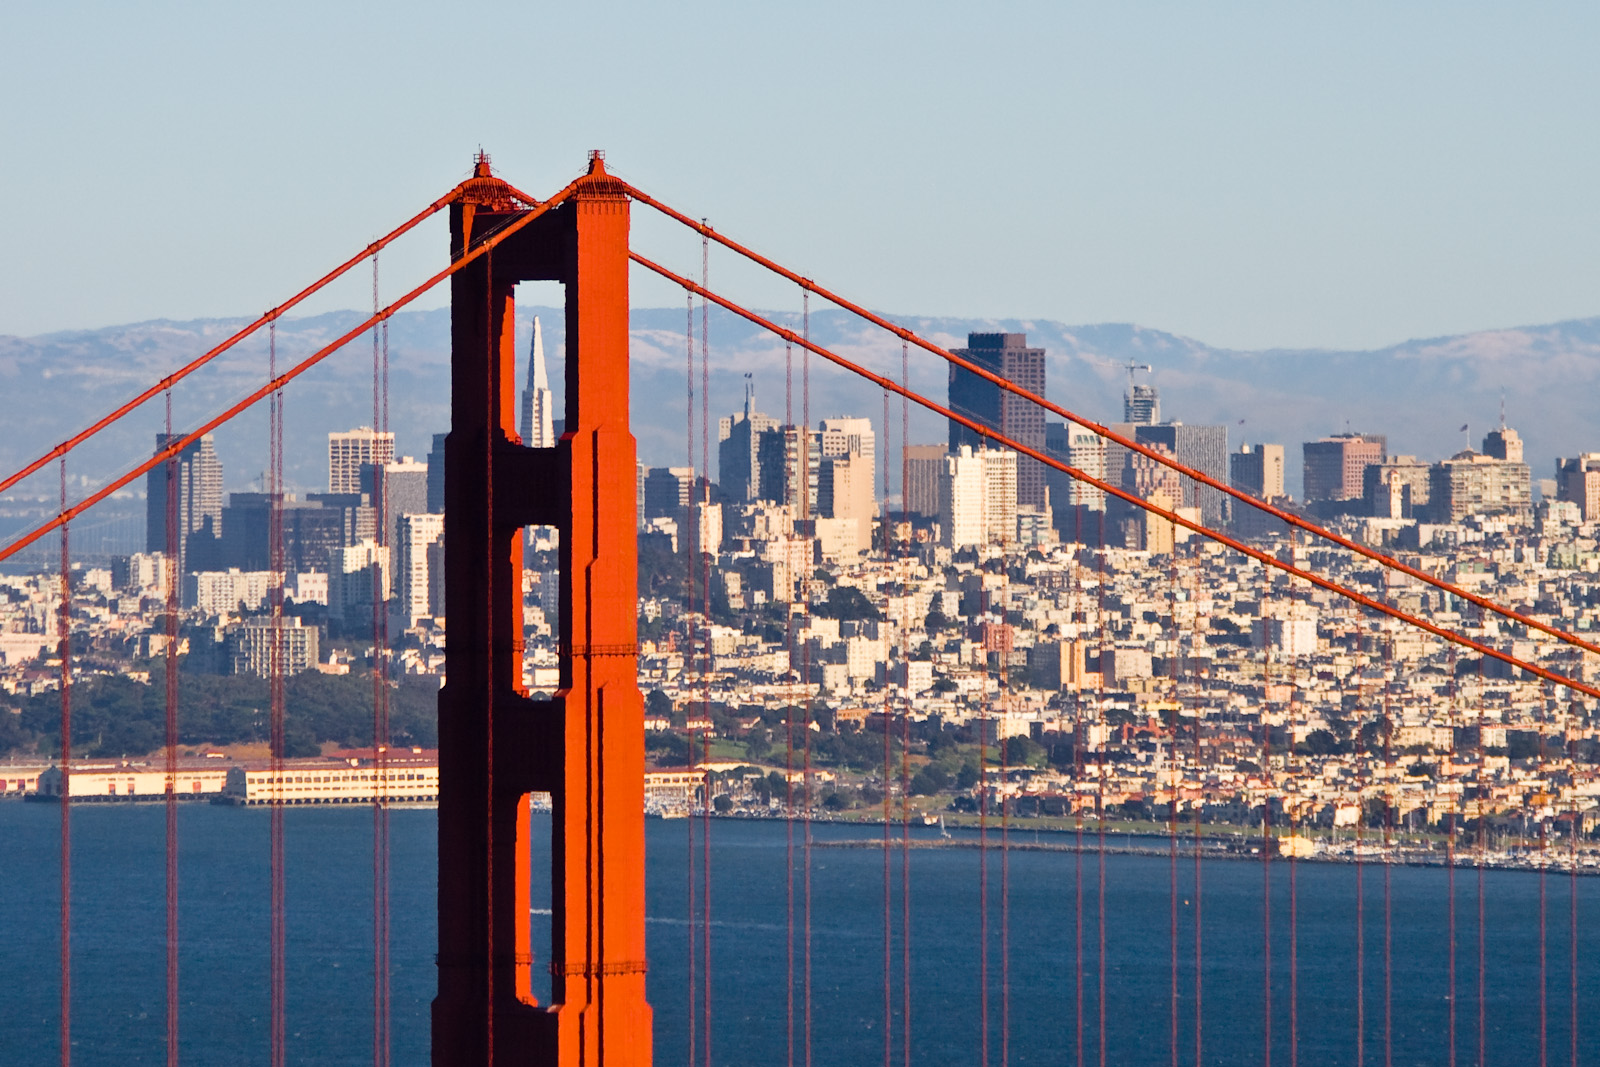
[9,339,1600,877]
[947,333,1047,509]
[1302,433,1386,503]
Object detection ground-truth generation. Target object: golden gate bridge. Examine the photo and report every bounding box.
[1,152,1594,1066]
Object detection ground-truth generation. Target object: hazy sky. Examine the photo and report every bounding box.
[4,1,1598,350]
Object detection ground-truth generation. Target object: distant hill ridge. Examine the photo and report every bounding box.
[3,308,1595,502]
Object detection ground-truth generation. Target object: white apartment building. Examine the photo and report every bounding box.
[328,427,396,495]
[982,449,1018,544]
[330,539,391,623]
[940,446,1017,547]
[185,569,282,616]
[227,616,320,678]
[941,447,987,548]
[399,513,444,625]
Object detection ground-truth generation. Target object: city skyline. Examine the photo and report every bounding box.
[7,305,1594,518]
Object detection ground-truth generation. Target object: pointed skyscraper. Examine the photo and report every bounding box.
[519,316,556,448]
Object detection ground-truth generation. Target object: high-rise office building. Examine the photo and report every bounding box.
[757,425,812,514]
[717,376,779,503]
[1134,423,1229,527]
[1483,425,1524,463]
[947,333,1047,509]
[363,457,429,549]
[398,512,445,625]
[145,432,223,572]
[1364,456,1431,519]
[940,447,987,548]
[1230,443,1285,500]
[426,433,447,513]
[981,449,1018,544]
[1557,454,1600,521]
[902,445,948,518]
[643,467,695,523]
[1429,449,1531,522]
[817,451,874,556]
[1302,434,1386,503]
[328,427,395,495]
[938,447,1017,548]
[518,316,557,449]
[817,416,876,502]
[1124,383,1160,426]
[218,492,277,572]
[1045,421,1108,511]
[329,539,390,625]
[1124,441,1184,506]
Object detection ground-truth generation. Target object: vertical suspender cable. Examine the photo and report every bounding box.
[1288,546,1300,1067]
[979,579,990,1067]
[997,383,1009,1067]
[268,320,287,1067]
[1263,631,1274,1067]
[1073,505,1084,1067]
[58,457,72,1067]
[1168,557,1179,1067]
[1191,550,1203,1067]
[882,384,893,1067]
[1447,646,1458,1067]
[802,291,814,1067]
[902,335,915,1067]
[699,229,714,1067]
[1383,630,1394,1067]
[1476,651,1486,1067]
[784,331,796,1067]
[371,253,391,1067]
[683,291,697,1067]
[1529,684,1542,1067]
[1282,553,1302,1067]
[270,321,289,1067]
[379,265,392,1067]
[164,393,181,1067]
[1001,551,1011,1067]
[1356,623,1367,1067]
[1568,686,1578,1067]
[1095,519,1107,1067]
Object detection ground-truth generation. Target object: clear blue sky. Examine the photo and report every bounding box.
[3,1,1598,350]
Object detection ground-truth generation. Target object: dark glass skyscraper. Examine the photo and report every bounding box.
[947,332,1047,508]
[1133,423,1229,527]
[145,432,222,572]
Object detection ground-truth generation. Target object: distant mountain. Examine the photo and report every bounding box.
[2,308,1595,504]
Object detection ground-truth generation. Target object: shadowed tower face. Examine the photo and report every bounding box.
[947,332,1047,509]
[520,315,557,449]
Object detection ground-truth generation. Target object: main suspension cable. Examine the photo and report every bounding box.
[620,183,1600,659]
[1,183,582,566]
[627,254,1600,702]
[0,189,465,499]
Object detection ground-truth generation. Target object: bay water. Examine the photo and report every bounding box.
[1,804,1594,1065]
